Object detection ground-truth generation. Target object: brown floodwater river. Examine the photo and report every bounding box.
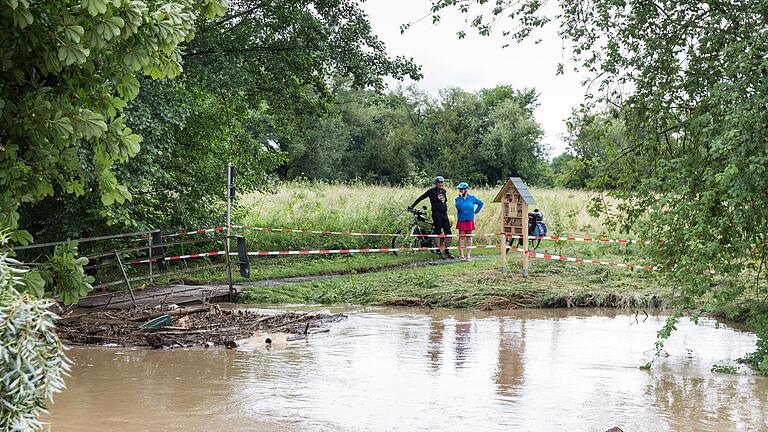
[46,307,768,431]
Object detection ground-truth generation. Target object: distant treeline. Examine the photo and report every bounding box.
[276,83,548,186]
[275,83,608,189]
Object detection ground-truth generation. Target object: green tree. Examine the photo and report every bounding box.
[554,108,625,189]
[477,95,546,184]
[428,0,768,373]
[417,86,546,185]
[17,0,422,238]
[1,1,223,424]
[1,0,224,243]
[277,83,546,186]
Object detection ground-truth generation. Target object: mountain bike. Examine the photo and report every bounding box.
[391,206,435,256]
[507,211,547,251]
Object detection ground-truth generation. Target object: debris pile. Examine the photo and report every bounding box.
[56,306,347,349]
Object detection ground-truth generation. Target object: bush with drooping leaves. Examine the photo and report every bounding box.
[0,249,70,431]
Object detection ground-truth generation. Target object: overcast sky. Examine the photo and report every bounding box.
[361,0,588,157]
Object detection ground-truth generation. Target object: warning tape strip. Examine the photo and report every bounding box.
[165,227,227,238]
[129,245,499,264]
[130,250,227,265]
[159,225,649,245]
[232,225,475,238]
[128,245,652,271]
[246,245,497,256]
[524,250,653,271]
[489,233,651,245]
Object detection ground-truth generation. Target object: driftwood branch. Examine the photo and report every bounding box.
[127,306,211,322]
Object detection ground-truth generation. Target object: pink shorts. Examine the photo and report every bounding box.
[456,220,475,231]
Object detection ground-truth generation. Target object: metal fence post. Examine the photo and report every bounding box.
[148,234,153,284]
[225,163,235,301]
[114,251,138,309]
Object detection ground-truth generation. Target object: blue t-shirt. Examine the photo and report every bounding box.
[455,194,484,221]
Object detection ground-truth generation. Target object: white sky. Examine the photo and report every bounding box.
[361,0,588,157]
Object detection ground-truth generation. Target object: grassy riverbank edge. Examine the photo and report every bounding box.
[238,254,668,310]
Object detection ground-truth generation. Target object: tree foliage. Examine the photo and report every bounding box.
[0,249,69,431]
[550,108,625,189]
[15,0,423,239]
[280,84,547,186]
[0,0,226,244]
[429,0,768,372]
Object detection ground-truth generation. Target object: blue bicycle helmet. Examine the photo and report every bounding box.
[457,182,469,189]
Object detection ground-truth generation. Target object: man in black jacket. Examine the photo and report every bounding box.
[409,176,454,258]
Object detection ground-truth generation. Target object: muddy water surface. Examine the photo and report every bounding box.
[47,308,768,431]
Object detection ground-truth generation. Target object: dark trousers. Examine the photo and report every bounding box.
[432,213,452,252]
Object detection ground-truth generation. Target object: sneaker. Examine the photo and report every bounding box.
[466,257,472,262]
[445,253,455,259]
[459,256,467,262]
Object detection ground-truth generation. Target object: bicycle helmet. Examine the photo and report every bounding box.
[457,182,469,189]
[435,176,445,183]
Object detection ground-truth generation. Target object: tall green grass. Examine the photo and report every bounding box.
[235,181,625,252]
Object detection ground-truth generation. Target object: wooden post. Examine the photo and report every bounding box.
[522,202,529,278]
[500,209,508,273]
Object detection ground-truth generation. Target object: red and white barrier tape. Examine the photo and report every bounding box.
[489,233,650,245]
[128,244,652,272]
[246,245,497,256]
[130,250,226,265]
[524,250,653,271]
[158,225,649,245]
[232,225,474,238]
[165,226,227,238]
[129,245,498,264]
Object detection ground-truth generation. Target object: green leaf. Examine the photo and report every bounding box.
[63,25,84,44]
[122,132,142,157]
[100,191,115,206]
[50,113,74,137]
[12,6,34,28]
[82,0,108,16]
[76,110,107,138]
[9,229,33,245]
[205,0,227,19]
[22,270,46,298]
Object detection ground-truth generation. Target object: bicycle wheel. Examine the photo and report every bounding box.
[530,238,542,250]
[412,226,435,254]
[391,230,403,256]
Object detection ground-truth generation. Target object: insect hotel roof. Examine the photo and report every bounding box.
[492,177,536,205]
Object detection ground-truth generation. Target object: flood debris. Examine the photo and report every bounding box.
[56,306,347,349]
[382,298,433,308]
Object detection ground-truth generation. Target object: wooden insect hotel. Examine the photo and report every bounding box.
[493,177,536,277]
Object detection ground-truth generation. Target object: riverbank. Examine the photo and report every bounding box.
[239,253,667,309]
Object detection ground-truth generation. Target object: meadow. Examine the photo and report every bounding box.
[235,181,627,252]
[136,181,665,310]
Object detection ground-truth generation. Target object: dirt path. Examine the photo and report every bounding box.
[78,255,493,310]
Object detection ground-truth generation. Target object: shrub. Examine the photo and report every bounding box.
[0,253,70,431]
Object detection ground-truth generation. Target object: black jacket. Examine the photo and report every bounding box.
[411,187,448,216]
